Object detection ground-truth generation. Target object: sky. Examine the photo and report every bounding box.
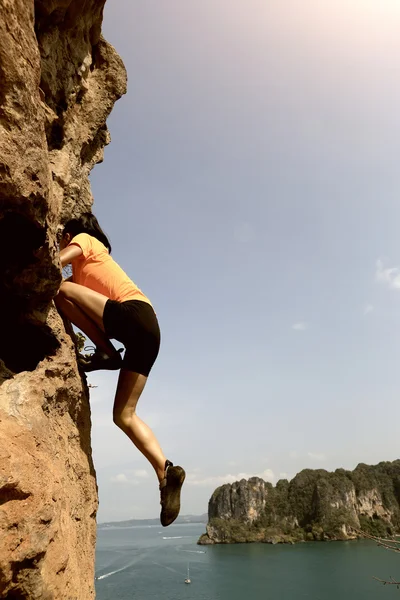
[87,0,400,522]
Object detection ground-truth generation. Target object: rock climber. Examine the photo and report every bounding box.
[55,212,185,527]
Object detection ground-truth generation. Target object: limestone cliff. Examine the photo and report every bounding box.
[198,461,400,545]
[0,1,126,598]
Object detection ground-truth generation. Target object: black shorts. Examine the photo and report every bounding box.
[103,299,161,376]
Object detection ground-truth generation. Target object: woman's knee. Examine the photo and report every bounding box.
[58,281,75,299]
[113,410,124,429]
[55,281,69,300]
[113,407,135,430]
[54,286,67,307]
[112,372,145,430]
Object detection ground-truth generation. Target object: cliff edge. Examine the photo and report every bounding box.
[0,1,126,598]
[198,461,400,545]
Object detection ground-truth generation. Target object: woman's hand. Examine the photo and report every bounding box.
[60,244,82,267]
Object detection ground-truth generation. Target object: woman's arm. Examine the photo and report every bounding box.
[60,244,82,267]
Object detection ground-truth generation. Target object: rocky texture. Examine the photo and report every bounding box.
[198,461,400,545]
[0,1,126,597]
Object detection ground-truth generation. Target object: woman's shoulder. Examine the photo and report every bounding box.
[72,232,109,255]
[70,232,91,243]
[70,232,106,258]
[70,232,92,251]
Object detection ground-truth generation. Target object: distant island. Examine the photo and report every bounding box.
[198,460,400,545]
[98,514,207,529]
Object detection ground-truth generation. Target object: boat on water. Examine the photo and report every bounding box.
[184,564,191,584]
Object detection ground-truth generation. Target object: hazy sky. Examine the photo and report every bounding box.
[88,0,400,522]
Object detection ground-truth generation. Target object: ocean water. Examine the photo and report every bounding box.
[95,523,400,599]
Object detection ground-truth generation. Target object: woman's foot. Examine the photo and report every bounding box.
[78,348,123,372]
[159,460,186,527]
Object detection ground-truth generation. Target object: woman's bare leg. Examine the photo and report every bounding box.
[113,369,167,482]
[55,294,116,356]
[58,282,167,478]
[57,281,109,330]
[55,281,119,356]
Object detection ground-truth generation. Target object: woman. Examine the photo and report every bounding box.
[56,212,185,527]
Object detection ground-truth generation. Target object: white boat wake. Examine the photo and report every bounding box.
[162,535,187,540]
[96,551,152,581]
[97,568,125,581]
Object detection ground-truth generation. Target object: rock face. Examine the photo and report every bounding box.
[0,1,126,598]
[199,461,400,545]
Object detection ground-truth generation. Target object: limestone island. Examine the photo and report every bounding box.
[198,460,400,545]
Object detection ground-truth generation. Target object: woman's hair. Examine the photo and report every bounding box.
[62,213,112,253]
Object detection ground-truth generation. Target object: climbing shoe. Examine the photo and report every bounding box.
[160,460,186,527]
[78,347,123,372]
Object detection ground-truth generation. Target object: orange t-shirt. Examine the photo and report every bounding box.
[69,233,152,306]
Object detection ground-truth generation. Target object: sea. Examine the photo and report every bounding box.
[95,523,399,599]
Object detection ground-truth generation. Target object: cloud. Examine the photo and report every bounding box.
[133,469,150,479]
[307,452,326,462]
[110,473,131,484]
[110,472,142,485]
[363,304,374,316]
[187,468,275,487]
[376,260,400,289]
[292,322,307,331]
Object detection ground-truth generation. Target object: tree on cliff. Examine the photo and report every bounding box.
[356,529,400,588]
